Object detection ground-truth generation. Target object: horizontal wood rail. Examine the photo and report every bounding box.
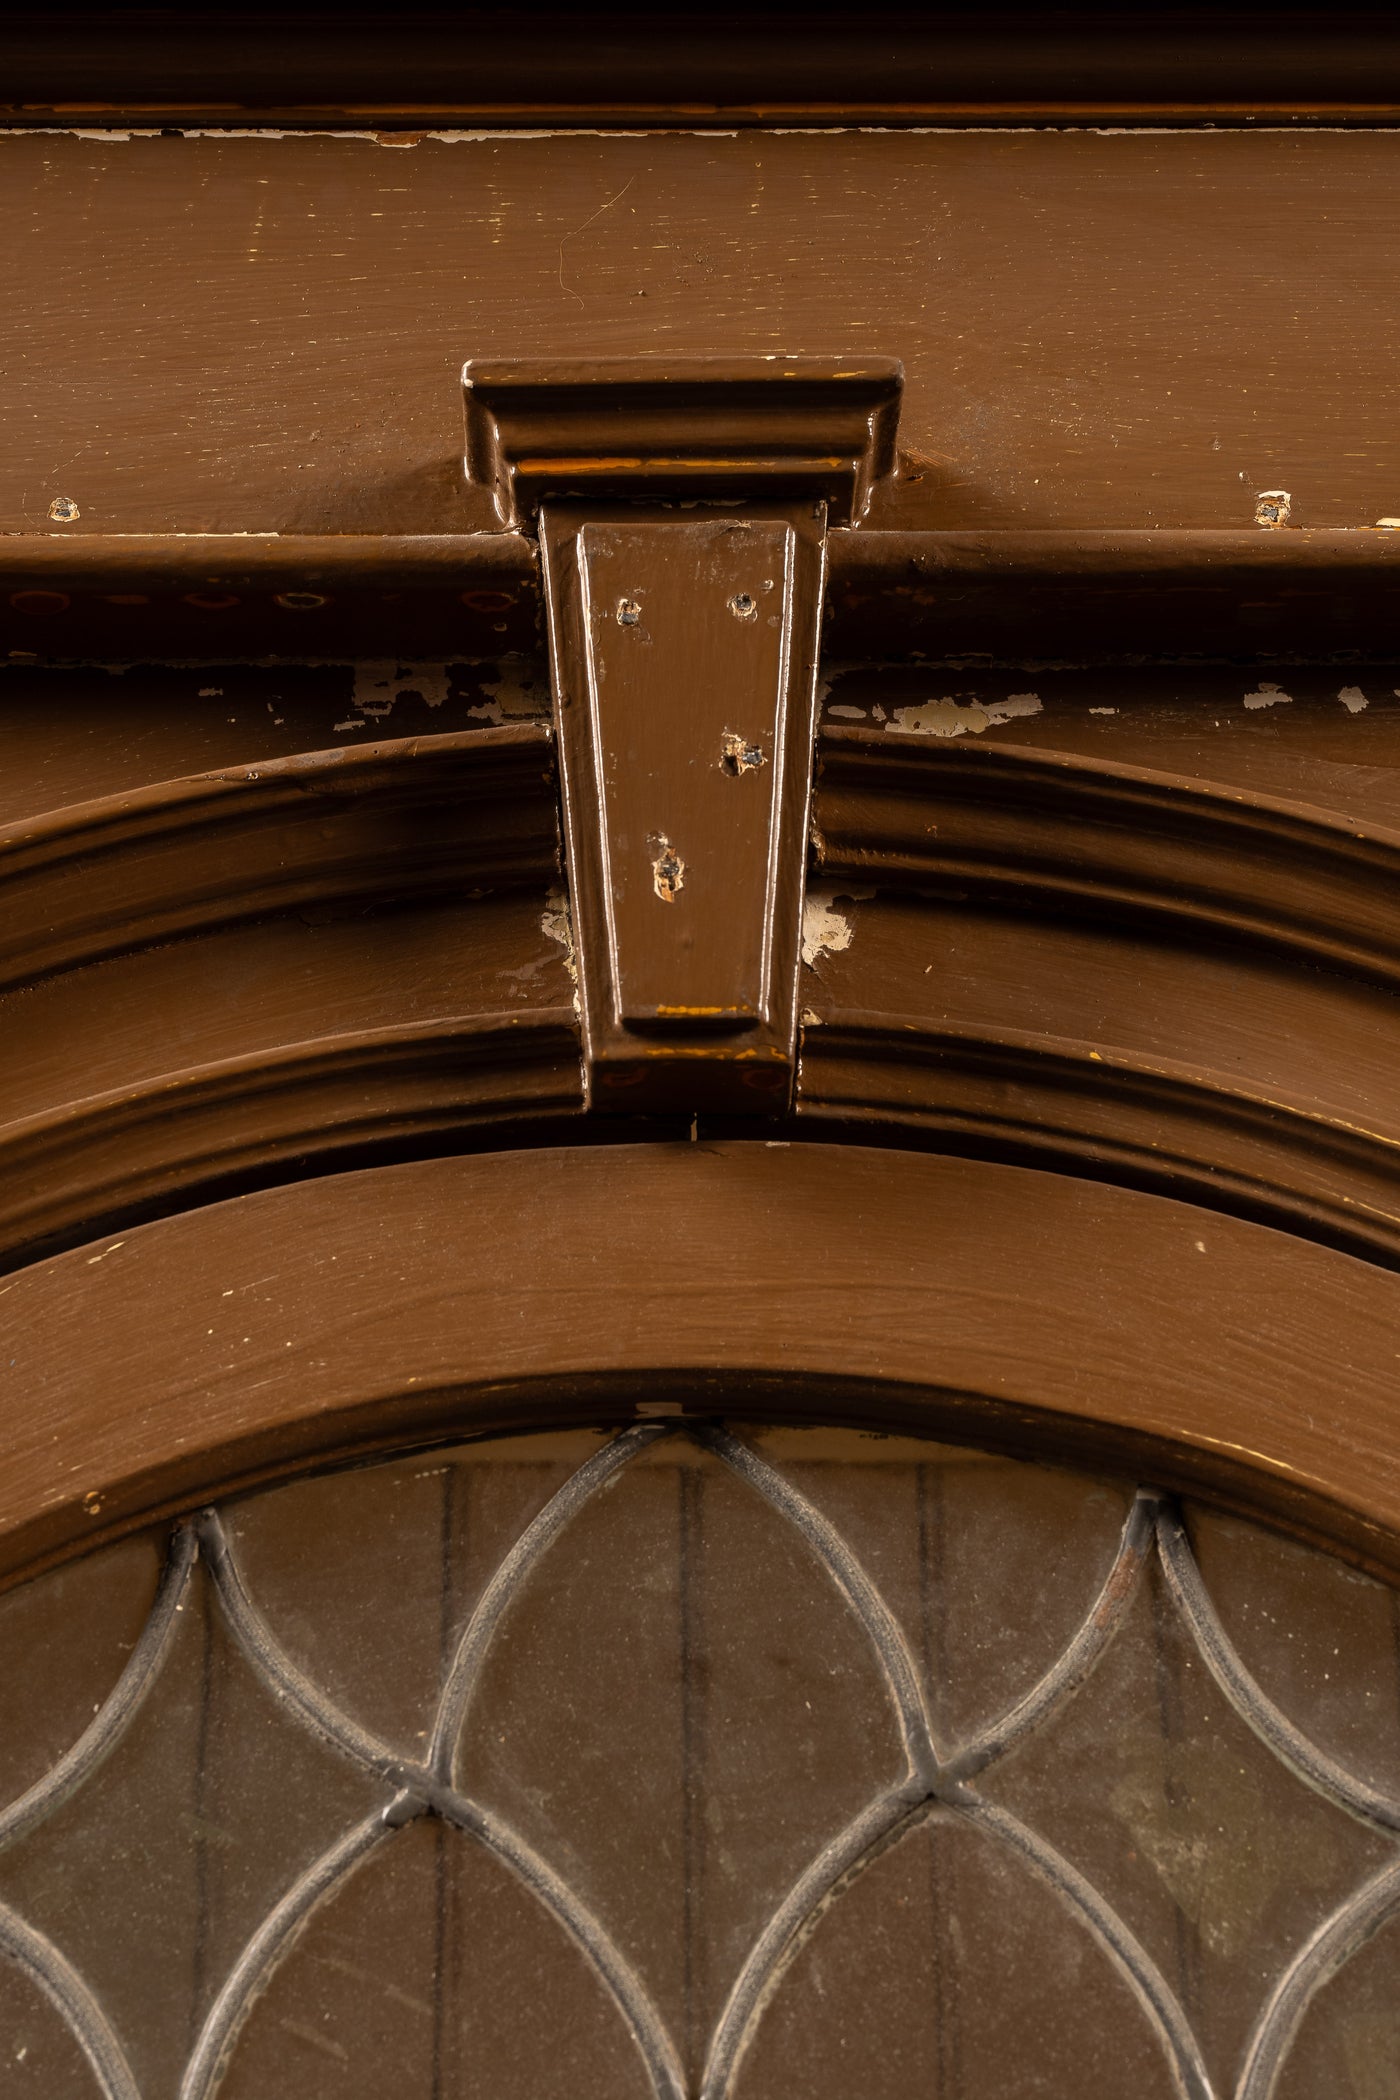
[4,531,1400,662]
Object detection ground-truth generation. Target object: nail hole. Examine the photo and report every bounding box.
[720,731,766,775]
[650,836,685,903]
[275,591,329,611]
[617,598,642,627]
[728,592,757,620]
[47,497,80,524]
[184,593,240,611]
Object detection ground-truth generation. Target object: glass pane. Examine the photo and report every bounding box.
[0,1421,1396,2100]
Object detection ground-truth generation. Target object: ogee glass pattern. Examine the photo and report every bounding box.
[0,1423,1395,2100]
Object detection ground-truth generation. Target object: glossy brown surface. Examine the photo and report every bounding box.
[6,1143,1400,1585]
[544,504,823,1109]
[2,1423,1398,2099]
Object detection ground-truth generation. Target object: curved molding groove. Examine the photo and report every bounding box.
[0,725,557,991]
[813,728,1400,990]
[0,1012,583,1270]
[796,1017,1400,1271]
[5,1143,1400,1586]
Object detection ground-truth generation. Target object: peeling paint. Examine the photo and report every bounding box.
[334,660,454,730]
[1242,681,1293,710]
[802,884,875,969]
[540,886,580,1014]
[826,704,867,720]
[889,691,1043,739]
[1338,685,1369,713]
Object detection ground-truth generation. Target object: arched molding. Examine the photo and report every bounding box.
[6,722,1400,1275]
[3,1141,1399,1587]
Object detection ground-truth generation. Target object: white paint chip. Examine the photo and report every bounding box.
[1242,682,1293,711]
[350,661,451,719]
[1338,686,1369,713]
[801,885,875,968]
[540,887,580,1014]
[889,691,1043,739]
[1088,706,1118,716]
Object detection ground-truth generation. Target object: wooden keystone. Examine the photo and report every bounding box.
[463,356,903,1112]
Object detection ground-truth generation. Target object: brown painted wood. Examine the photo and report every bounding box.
[5,131,1400,540]
[0,724,556,990]
[11,528,1400,665]
[6,698,1400,1277]
[473,357,899,1109]
[4,1141,1400,1587]
[543,502,824,1110]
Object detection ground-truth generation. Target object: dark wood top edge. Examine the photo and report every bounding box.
[13,12,1400,122]
[6,108,1400,130]
[5,1142,1399,1585]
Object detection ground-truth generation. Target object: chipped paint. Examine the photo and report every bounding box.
[719,730,766,775]
[1254,489,1292,528]
[889,691,1043,739]
[1242,681,1293,710]
[650,836,685,903]
[332,661,452,730]
[801,884,875,969]
[540,886,580,1014]
[1338,685,1369,713]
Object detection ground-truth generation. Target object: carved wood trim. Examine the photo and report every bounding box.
[465,357,903,1111]
[0,725,556,990]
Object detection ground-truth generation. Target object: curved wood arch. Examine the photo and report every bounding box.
[6,719,1400,1276]
[3,1141,1399,1589]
